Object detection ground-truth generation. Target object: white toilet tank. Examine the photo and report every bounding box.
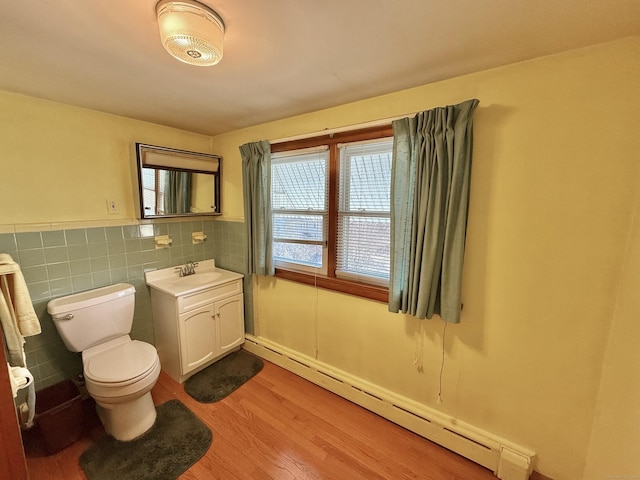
[47,283,136,352]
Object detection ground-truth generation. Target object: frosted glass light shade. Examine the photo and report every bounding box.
[156,0,225,66]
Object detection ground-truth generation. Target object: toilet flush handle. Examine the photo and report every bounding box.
[54,314,74,321]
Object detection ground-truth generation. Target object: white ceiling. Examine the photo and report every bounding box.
[1,0,639,136]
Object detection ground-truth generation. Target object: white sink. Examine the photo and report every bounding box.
[145,259,243,296]
[170,271,222,287]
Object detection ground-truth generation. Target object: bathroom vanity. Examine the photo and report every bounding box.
[145,260,244,384]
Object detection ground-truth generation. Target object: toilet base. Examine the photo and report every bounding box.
[96,392,157,441]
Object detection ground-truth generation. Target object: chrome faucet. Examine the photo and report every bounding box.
[175,260,198,277]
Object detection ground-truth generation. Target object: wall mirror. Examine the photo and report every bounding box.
[134,143,221,219]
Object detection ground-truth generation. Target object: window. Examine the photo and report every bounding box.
[270,125,393,302]
[272,147,329,273]
[336,139,393,286]
[141,168,167,215]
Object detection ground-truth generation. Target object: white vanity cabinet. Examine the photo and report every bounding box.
[147,263,245,384]
[178,292,244,373]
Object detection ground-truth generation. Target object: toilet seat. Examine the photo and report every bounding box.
[84,340,159,387]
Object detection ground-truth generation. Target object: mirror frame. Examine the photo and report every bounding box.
[134,143,221,219]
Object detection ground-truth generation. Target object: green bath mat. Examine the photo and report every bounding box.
[184,349,264,403]
[79,399,211,480]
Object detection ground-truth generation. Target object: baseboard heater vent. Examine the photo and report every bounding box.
[317,370,343,384]
[243,335,535,480]
[392,404,431,424]
[443,427,494,451]
[288,356,309,369]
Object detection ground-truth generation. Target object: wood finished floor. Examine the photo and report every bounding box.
[24,356,538,479]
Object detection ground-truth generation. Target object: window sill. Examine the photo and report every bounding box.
[274,268,389,303]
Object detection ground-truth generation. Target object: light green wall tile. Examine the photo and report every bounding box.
[192,244,205,260]
[44,246,69,263]
[153,223,168,236]
[71,274,93,292]
[88,242,108,257]
[64,229,87,245]
[181,245,195,259]
[127,265,144,280]
[68,244,90,260]
[31,299,48,318]
[179,222,193,235]
[155,248,171,268]
[19,249,46,267]
[111,268,129,283]
[140,237,155,251]
[92,270,112,287]
[90,256,109,271]
[125,238,141,252]
[141,250,156,264]
[168,223,181,236]
[16,232,42,249]
[86,227,107,244]
[50,277,73,297]
[47,262,70,280]
[0,233,17,251]
[108,254,127,269]
[126,251,142,266]
[27,281,51,301]
[22,265,48,283]
[42,230,65,247]
[106,226,124,241]
[70,259,91,275]
[139,224,154,238]
[107,240,125,255]
[123,225,140,239]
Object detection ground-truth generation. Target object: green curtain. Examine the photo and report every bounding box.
[240,140,274,276]
[164,171,191,214]
[389,99,479,323]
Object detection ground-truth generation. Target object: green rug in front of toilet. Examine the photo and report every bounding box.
[79,399,211,480]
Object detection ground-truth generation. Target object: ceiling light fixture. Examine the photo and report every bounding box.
[156,0,225,66]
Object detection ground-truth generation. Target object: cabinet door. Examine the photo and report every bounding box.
[179,304,218,373]
[216,293,245,354]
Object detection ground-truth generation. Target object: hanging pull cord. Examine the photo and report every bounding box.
[313,267,319,359]
[413,322,425,372]
[437,320,448,404]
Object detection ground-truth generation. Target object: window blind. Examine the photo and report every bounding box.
[271,147,329,269]
[141,168,168,215]
[337,138,393,284]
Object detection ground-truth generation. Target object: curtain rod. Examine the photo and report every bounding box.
[270,98,479,144]
[270,112,416,144]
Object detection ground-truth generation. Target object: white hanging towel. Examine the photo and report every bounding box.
[0,253,41,367]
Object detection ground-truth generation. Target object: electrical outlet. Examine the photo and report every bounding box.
[107,200,118,214]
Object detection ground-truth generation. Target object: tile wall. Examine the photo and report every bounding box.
[0,219,248,391]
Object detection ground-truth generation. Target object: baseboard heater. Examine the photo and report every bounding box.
[243,334,535,480]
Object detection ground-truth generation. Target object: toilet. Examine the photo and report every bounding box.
[47,283,161,441]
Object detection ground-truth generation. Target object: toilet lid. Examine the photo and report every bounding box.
[84,340,158,384]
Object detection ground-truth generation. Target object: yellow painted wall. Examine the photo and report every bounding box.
[191,173,216,213]
[0,92,212,227]
[211,36,640,480]
[584,176,640,477]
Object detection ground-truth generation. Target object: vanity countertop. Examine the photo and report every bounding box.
[145,259,243,297]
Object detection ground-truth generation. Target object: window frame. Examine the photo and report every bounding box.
[270,125,393,303]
